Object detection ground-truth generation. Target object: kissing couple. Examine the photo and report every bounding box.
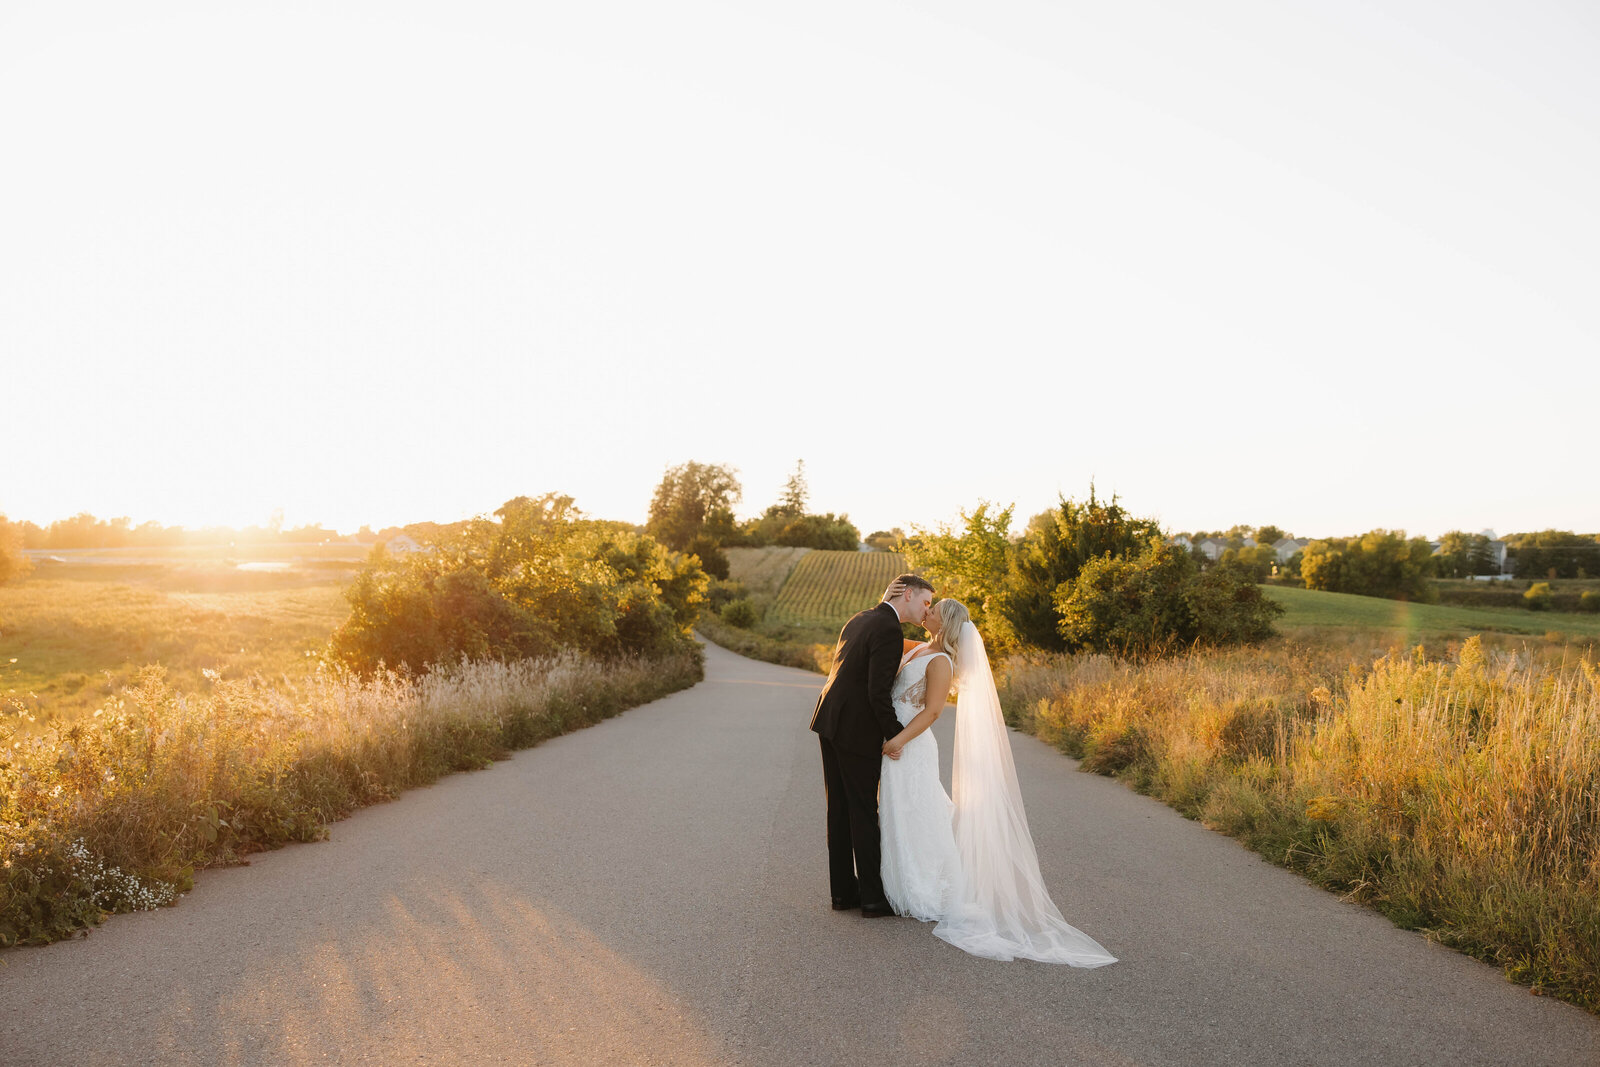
[809,574,1116,966]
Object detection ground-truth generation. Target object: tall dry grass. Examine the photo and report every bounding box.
[1001,633,1600,1012]
[1,648,702,946]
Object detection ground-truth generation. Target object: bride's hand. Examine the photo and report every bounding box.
[882,740,903,760]
[881,578,905,602]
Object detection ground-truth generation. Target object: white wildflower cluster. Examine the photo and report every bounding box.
[61,839,178,911]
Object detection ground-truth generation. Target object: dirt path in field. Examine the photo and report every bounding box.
[3,641,1597,1066]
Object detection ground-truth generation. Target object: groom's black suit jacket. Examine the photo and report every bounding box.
[810,602,905,757]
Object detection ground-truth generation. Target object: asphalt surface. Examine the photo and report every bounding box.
[4,639,1597,1066]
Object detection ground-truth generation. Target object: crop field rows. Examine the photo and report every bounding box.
[767,551,908,628]
[723,546,812,598]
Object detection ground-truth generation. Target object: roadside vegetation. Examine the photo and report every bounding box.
[1,496,709,946]
[1,650,700,947]
[1001,633,1600,1012]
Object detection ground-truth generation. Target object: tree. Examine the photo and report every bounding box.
[685,534,730,580]
[1506,530,1600,580]
[0,515,32,585]
[1300,530,1436,600]
[1254,525,1287,546]
[1435,531,1497,578]
[646,462,742,552]
[903,503,1015,635]
[997,488,1164,651]
[864,528,905,552]
[777,460,808,518]
[772,512,859,550]
[1221,543,1279,582]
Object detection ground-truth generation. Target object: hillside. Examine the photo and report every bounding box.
[723,546,810,598]
[767,550,909,628]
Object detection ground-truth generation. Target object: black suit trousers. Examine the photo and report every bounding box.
[819,735,888,908]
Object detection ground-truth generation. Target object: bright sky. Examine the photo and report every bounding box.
[4,1,1597,541]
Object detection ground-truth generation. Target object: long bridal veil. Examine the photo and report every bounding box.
[931,621,1117,967]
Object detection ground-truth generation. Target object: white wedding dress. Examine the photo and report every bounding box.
[880,649,963,921]
[880,627,1117,967]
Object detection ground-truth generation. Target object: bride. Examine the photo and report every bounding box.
[878,595,1117,967]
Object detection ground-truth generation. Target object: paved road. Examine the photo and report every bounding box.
[4,640,1597,1066]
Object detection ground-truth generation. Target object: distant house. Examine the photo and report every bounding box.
[1273,537,1311,563]
[384,534,424,554]
[1171,534,1309,563]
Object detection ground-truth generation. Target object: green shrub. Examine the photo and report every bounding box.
[685,535,730,580]
[1186,559,1284,645]
[1300,530,1437,601]
[1525,582,1554,611]
[720,597,759,629]
[696,615,831,672]
[1054,542,1281,655]
[1580,591,1600,614]
[704,578,748,614]
[330,494,706,674]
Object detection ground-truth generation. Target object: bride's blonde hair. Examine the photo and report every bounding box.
[931,599,969,671]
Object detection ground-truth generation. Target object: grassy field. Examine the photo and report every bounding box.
[1267,584,1600,640]
[767,550,908,627]
[1,560,354,727]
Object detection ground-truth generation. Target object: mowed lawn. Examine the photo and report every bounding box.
[1266,584,1600,638]
[767,550,908,628]
[0,562,353,726]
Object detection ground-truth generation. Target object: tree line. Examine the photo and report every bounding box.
[644,460,863,579]
[1,511,406,550]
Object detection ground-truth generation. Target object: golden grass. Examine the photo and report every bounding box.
[0,564,352,726]
[1,648,702,946]
[1000,630,1600,1011]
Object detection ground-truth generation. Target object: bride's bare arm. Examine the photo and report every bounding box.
[882,656,952,757]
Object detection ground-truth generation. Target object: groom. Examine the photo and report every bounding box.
[810,573,935,917]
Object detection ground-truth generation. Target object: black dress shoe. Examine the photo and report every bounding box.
[831,898,861,911]
[860,902,896,918]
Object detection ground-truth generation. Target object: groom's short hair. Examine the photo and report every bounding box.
[896,574,935,595]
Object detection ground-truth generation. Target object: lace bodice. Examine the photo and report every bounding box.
[891,648,950,723]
